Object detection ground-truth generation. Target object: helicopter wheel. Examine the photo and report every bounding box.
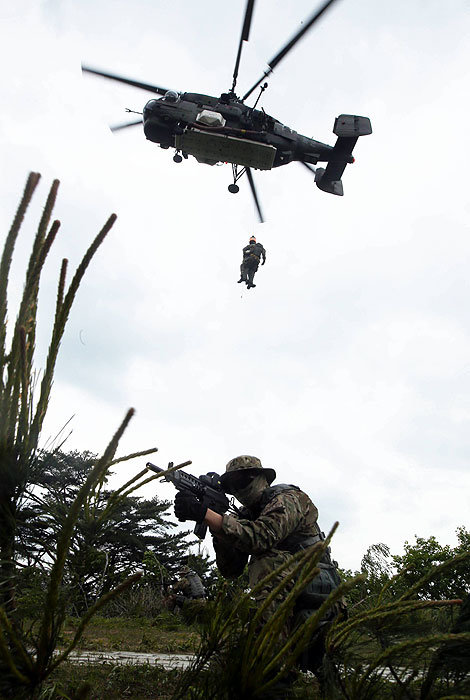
[173,154,183,163]
[228,184,239,194]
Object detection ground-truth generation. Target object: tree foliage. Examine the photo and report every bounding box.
[391,528,470,600]
[326,549,470,699]
[341,529,470,607]
[17,450,192,614]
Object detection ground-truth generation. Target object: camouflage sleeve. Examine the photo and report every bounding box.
[171,578,190,595]
[218,491,305,554]
[213,535,249,578]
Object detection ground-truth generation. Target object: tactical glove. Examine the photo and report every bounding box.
[174,491,207,522]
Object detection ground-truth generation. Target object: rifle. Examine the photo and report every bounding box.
[146,461,229,539]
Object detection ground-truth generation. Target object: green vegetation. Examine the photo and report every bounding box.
[40,533,469,699]
[166,527,469,699]
[18,449,192,616]
[342,528,470,604]
[325,552,470,699]
[171,524,357,699]
[0,173,158,698]
[43,662,323,700]
[42,663,184,700]
[59,615,199,653]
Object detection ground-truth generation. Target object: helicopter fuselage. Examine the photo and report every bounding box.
[142,93,336,170]
[82,0,372,217]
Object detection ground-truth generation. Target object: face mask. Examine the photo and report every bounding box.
[234,474,268,508]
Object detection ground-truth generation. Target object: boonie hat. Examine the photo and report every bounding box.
[220,455,276,493]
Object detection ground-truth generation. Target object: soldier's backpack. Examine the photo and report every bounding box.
[187,571,206,599]
[258,483,343,608]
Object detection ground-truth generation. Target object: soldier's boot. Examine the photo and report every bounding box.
[238,278,245,283]
[247,283,256,288]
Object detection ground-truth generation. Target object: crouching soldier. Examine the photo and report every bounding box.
[174,455,343,680]
[165,566,206,612]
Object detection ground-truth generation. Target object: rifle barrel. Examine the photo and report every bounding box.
[146,460,192,475]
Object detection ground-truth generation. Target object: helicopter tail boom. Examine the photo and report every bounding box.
[333,114,372,139]
[315,114,372,196]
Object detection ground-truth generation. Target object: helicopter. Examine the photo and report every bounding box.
[82,0,372,223]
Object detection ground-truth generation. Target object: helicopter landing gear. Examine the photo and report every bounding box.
[228,163,246,193]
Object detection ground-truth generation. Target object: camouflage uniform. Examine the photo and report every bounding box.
[166,568,206,611]
[214,456,342,678]
[170,455,341,681]
[214,486,321,616]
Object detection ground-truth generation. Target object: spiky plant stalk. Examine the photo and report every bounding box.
[324,550,470,699]
[0,173,158,698]
[0,174,114,613]
[1,172,42,616]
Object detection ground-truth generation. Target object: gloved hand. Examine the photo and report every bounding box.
[174,491,207,522]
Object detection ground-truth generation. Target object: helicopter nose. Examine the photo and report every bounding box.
[144,99,159,113]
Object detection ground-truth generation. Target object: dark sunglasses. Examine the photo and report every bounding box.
[226,471,256,493]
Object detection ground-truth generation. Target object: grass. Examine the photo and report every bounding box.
[58,615,200,654]
[44,614,324,698]
[43,662,184,700]
[43,612,324,698]
[44,662,323,700]
[42,615,202,699]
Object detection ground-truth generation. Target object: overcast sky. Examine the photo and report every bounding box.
[1,0,469,570]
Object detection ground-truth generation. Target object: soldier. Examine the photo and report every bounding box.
[238,236,266,289]
[174,455,342,677]
[165,566,206,612]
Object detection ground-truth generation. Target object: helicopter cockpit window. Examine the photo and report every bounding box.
[163,90,180,103]
[144,99,158,110]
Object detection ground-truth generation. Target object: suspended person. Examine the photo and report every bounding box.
[238,236,266,289]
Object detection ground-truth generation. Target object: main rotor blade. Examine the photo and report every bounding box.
[246,167,264,223]
[300,160,317,176]
[231,0,256,93]
[82,65,170,96]
[243,0,340,101]
[110,119,143,132]
[269,0,340,71]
